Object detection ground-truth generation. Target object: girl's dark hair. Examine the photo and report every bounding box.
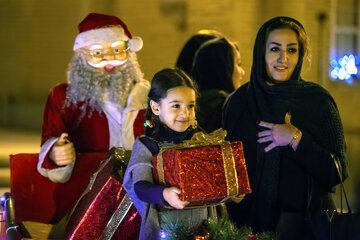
[145,68,198,121]
[191,37,236,93]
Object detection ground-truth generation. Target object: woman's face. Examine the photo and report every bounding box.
[232,47,245,89]
[265,28,299,82]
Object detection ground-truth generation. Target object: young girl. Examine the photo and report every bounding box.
[124,68,217,240]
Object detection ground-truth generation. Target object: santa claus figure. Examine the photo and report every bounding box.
[37,13,149,182]
[9,13,147,239]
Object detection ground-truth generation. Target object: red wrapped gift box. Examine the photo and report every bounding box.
[10,152,107,224]
[152,130,251,207]
[65,148,140,240]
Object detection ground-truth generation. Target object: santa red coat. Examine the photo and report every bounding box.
[37,81,149,182]
[11,80,149,229]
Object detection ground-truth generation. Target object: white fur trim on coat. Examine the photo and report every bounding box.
[103,80,150,150]
[126,81,150,110]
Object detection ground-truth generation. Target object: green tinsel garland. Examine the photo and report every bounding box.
[161,216,275,240]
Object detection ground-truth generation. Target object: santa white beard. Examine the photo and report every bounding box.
[65,51,145,115]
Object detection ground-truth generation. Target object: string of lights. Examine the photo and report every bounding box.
[330,54,359,84]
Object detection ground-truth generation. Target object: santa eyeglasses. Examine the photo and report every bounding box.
[83,41,130,63]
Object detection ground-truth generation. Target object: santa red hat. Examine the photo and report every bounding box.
[73,13,143,52]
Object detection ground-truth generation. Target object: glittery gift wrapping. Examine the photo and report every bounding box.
[153,142,251,207]
[66,153,140,240]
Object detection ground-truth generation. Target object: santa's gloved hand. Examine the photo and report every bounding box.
[49,132,76,166]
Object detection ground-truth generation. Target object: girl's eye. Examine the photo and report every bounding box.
[172,104,180,109]
[270,47,279,52]
[288,48,297,54]
[188,104,195,109]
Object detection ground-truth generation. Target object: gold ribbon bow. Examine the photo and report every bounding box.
[159,128,227,152]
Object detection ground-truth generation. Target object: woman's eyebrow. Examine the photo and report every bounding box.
[268,42,298,46]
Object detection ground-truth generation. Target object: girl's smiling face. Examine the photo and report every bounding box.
[265,28,299,83]
[150,86,196,132]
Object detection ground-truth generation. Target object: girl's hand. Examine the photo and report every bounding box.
[49,133,76,166]
[257,112,301,152]
[162,187,189,209]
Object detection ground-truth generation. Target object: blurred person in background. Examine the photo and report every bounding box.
[191,37,245,133]
[175,29,222,76]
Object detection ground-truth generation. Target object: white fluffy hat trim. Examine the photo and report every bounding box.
[73,27,143,52]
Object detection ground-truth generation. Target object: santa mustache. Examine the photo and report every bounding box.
[87,59,128,69]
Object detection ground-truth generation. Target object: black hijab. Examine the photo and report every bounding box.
[191,37,235,93]
[224,16,346,231]
[176,33,218,76]
[224,16,346,158]
[245,16,345,159]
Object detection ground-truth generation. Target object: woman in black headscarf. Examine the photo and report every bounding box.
[222,16,347,238]
[175,29,223,76]
[192,37,245,133]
